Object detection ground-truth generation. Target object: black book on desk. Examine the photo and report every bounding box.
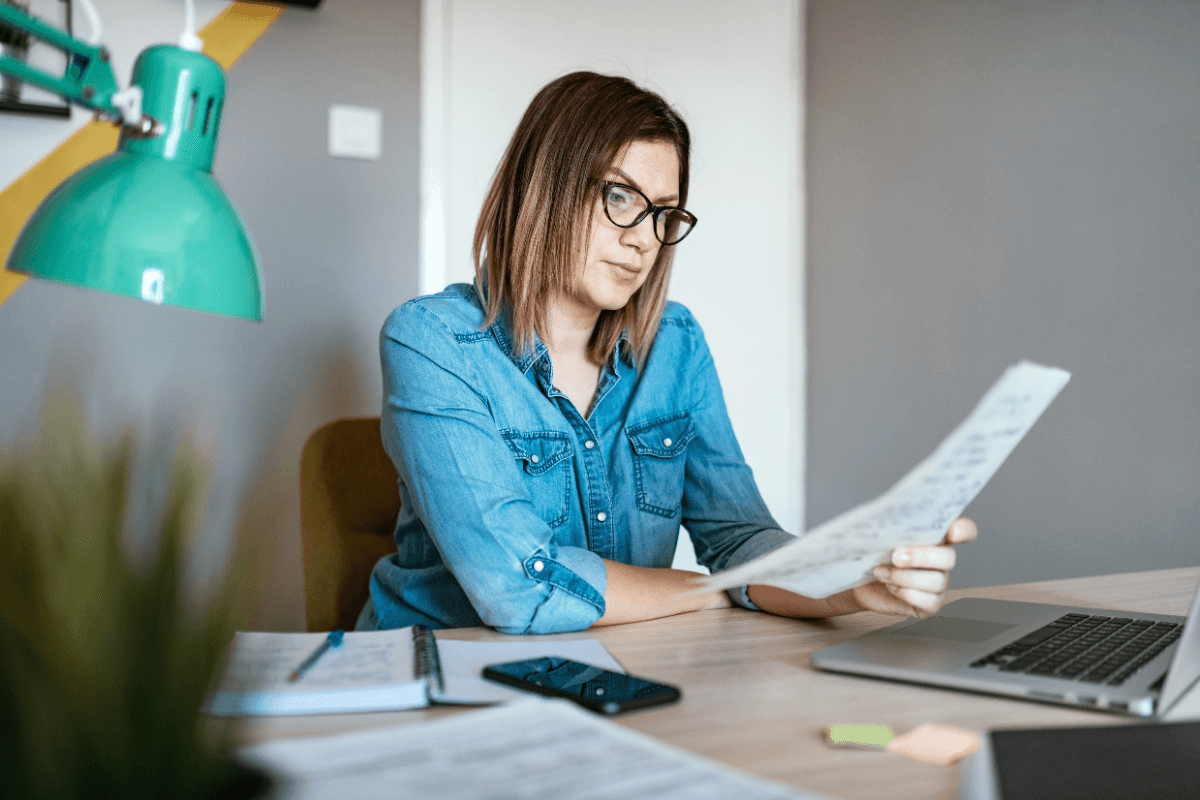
[976,720,1200,800]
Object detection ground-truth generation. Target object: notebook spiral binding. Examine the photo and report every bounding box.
[412,625,445,697]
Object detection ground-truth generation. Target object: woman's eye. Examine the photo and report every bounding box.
[608,187,638,209]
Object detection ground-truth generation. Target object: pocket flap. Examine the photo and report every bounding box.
[626,413,695,458]
[503,431,573,474]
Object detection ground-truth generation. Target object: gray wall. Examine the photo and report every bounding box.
[0,0,420,629]
[807,0,1200,589]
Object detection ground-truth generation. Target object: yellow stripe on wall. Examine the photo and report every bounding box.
[0,2,284,307]
[201,2,286,71]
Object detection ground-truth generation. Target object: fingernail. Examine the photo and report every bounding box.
[893,550,912,567]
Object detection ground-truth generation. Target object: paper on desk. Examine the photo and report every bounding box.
[240,698,837,800]
[702,361,1070,599]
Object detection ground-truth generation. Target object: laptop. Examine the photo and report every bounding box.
[810,577,1200,719]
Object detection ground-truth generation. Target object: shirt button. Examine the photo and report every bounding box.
[584,440,595,449]
[662,437,673,447]
[532,560,545,572]
[596,512,607,522]
[530,454,539,464]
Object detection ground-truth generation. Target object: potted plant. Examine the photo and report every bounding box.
[1,0,33,102]
[0,396,270,799]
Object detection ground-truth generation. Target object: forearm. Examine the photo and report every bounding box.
[745,584,863,618]
[593,560,732,627]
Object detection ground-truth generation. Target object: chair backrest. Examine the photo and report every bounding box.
[299,417,400,632]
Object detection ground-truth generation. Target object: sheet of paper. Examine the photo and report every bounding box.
[436,638,625,704]
[702,361,1070,598]
[239,699,836,800]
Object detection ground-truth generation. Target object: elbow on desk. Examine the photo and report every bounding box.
[479,584,605,636]
[475,548,606,634]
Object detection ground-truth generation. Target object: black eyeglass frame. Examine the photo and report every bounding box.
[599,181,698,246]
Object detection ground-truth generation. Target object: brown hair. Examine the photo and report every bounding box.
[473,71,691,366]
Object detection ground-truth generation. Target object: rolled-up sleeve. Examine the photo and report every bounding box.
[674,315,797,609]
[381,303,606,634]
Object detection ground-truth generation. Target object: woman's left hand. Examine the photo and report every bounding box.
[849,517,979,618]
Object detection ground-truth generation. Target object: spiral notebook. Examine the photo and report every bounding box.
[204,625,624,716]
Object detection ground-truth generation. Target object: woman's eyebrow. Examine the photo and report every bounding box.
[608,167,679,205]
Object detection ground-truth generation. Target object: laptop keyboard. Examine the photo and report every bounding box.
[969,613,1183,686]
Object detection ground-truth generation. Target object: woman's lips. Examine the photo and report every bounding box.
[607,261,641,277]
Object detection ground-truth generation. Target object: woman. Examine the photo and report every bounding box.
[358,72,976,634]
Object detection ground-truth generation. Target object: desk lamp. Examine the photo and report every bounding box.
[0,0,262,320]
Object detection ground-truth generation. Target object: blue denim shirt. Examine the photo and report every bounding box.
[360,284,794,634]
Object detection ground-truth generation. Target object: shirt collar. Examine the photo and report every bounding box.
[484,296,634,373]
[487,308,547,375]
[614,330,635,368]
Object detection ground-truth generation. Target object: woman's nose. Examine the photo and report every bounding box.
[620,214,657,252]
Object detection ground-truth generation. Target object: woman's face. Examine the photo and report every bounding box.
[564,139,680,320]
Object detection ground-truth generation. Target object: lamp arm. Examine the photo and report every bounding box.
[0,3,120,118]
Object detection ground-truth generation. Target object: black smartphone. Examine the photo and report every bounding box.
[481,656,681,714]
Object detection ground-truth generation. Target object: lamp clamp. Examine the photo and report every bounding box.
[0,2,159,137]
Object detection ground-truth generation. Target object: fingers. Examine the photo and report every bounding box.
[888,585,945,615]
[874,566,948,615]
[851,581,946,618]
[850,582,925,617]
[874,566,948,594]
[944,517,978,544]
[854,517,976,619]
[891,544,957,570]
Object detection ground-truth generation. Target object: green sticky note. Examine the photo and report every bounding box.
[825,724,895,749]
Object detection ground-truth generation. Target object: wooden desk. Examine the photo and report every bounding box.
[234,567,1198,800]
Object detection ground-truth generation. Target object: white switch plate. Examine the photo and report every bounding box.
[328,104,382,160]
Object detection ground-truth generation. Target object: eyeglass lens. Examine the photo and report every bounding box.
[604,184,695,245]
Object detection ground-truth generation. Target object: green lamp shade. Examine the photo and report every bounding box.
[6,151,262,320]
[5,44,263,321]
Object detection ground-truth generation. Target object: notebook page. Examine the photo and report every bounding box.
[205,629,424,715]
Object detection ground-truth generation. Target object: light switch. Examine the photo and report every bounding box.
[328,104,382,160]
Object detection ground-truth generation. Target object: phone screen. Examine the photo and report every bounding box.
[482,656,681,714]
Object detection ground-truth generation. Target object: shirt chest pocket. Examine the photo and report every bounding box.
[503,430,573,528]
[626,413,696,518]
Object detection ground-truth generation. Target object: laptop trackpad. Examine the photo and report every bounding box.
[896,616,1016,643]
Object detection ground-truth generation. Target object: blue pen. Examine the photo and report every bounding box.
[289,629,344,682]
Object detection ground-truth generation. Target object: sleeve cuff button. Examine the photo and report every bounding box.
[532,560,545,572]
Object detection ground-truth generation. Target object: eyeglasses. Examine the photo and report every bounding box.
[599,181,697,245]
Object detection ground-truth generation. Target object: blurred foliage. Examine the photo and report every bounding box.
[0,397,268,799]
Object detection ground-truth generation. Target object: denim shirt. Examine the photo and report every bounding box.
[360,284,795,634]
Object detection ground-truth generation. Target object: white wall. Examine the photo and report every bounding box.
[421,0,806,566]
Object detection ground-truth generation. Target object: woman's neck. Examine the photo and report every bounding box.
[544,297,601,365]
[544,298,604,416]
